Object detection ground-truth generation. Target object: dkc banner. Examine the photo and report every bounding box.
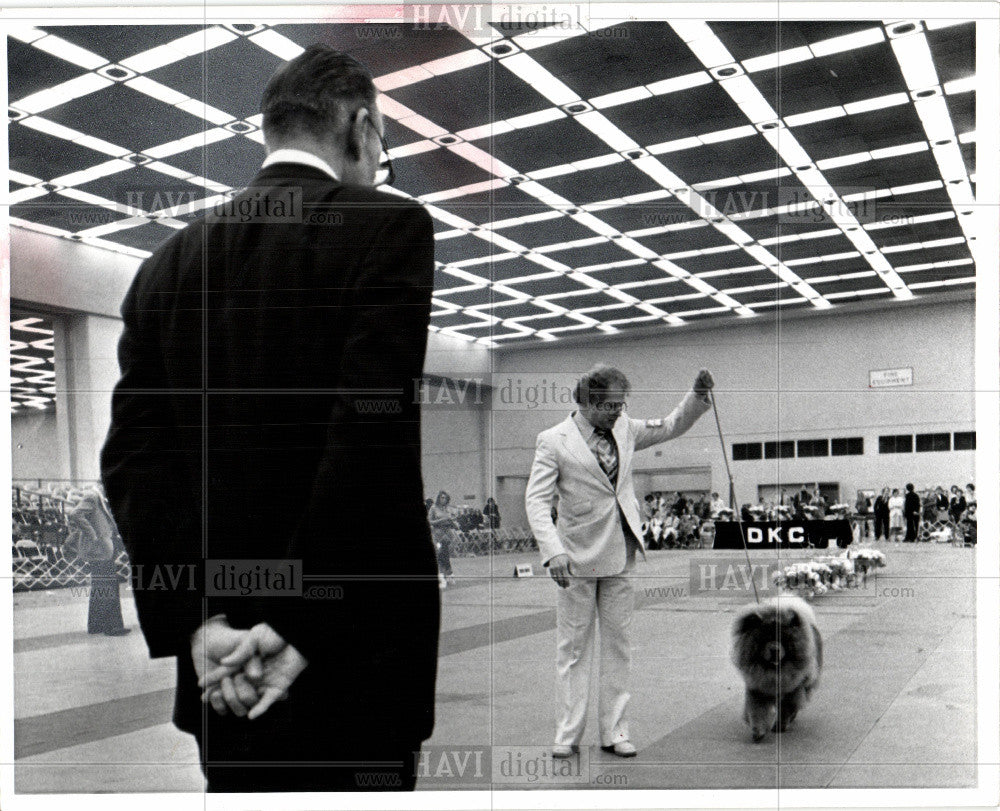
[712,520,853,550]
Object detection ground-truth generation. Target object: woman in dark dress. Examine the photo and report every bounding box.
[483,497,501,529]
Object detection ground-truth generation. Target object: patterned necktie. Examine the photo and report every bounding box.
[593,428,619,484]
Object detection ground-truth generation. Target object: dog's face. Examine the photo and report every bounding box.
[733,603,813,672]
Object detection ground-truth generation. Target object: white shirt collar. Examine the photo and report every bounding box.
[572,410,605,439]
[261,148,339,181]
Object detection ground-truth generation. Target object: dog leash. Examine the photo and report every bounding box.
[709,389,760,604]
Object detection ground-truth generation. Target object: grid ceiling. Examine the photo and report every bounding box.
[8,18,977,346]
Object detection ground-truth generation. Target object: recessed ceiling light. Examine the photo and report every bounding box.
[810,28,884,57]
[645,72,713,95]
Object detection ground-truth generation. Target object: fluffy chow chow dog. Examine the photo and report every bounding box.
[731,595,823,741]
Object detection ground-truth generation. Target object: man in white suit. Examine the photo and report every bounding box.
[525,364,714,758]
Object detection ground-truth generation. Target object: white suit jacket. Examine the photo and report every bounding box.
[525,390,710,577]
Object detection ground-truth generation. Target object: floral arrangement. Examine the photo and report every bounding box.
[772,549,886,599]
[828,503,852,517]
[772,561,829,598]
[814,555,856,589]
[846,547,887,578]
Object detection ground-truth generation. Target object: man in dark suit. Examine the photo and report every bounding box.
[903,482,921,542]
[100,45,440,792]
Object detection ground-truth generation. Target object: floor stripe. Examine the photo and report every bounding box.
[15,631,102,654]
[15,688,175,760]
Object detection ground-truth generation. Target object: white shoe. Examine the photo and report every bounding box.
[600,741,637,757]
[438,575,448,590]
[552,744,579,758]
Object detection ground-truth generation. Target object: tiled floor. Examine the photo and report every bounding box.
[12,543,977,793]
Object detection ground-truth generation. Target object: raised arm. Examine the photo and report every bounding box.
[629,369,714,451]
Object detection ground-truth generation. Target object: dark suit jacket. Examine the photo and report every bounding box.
[100,164,440,742]
[904,491,921,518]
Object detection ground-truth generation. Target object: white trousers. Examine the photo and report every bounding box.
[554,549,636,747]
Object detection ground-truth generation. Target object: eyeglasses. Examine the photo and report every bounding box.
[366,117,395,187]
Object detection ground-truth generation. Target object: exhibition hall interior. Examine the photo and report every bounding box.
[7,9,990,799]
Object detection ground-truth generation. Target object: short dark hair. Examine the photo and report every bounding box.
[573,364,630,405]
[261,44,377,142]
[905,483,914,491]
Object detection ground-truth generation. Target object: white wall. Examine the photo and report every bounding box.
[11,411,66,482]
[420,378,490,508]
[491,297,976,510]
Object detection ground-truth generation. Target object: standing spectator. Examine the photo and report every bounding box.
[709,491,727,517]
[693,493,711,520]
[855,490,872,538]
[903,483,921,542]
[428,490,458,586]
[100,45,440,792]
[672,492,687,516]
[873,488,891,541]
[966,483,976,509]
[922,490,938,523]
[933,487,950,520]
[949,485,967,525]
[888,488,905,541]
[484,497,501,530]
[812,490,827,517]
[68,487,129,637]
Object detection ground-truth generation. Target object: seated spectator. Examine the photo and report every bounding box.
[661,513,680,548]
[641,494,656,522]
[644,516,664,550]
[677,513,699,547]
[672,492,687,517]
[698,520,716,549]
[961,504,977,545]
[740,503,754,523]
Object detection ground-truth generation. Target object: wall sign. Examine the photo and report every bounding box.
[869,367,913,388]
[713,520,854,550]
